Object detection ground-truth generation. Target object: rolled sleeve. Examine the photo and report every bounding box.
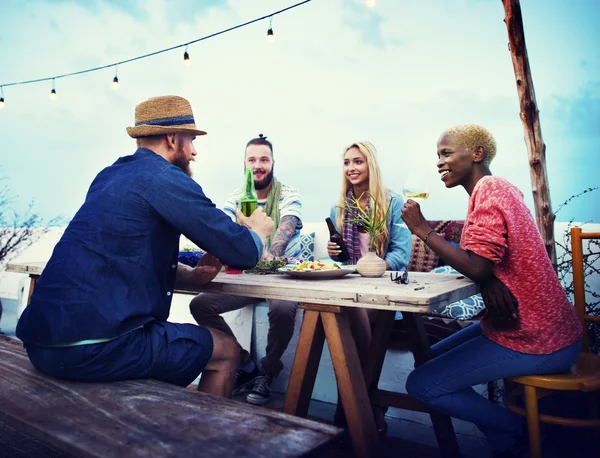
[248,230,265,255]
[461,194,508,264]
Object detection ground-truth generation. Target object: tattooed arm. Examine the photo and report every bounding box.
[265,215,300,258]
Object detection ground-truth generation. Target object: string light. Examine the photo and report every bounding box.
[266,16,274,43]
[183,47,191,66]
[366,0,375,7]
[0,87,4,109]
[0,0,312,103]
[50,79,57,100]
[112,66,119,89]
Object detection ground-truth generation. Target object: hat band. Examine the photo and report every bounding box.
[135,115,195,127]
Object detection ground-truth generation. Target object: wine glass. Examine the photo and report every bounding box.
[402,172,430,204]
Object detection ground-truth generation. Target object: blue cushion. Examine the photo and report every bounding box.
[178,251,203,267]
[429,265,485,320]
[284,232,315,261]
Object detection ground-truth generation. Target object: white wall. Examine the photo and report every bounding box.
[0,228,65,300]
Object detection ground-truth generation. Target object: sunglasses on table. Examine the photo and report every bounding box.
[390,271,409,285]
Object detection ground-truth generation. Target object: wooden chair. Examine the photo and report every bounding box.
[503,227,600,458]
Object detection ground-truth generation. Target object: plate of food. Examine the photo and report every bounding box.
[279,260,355,279]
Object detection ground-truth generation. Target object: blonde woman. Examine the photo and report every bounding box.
[327,141,412,434]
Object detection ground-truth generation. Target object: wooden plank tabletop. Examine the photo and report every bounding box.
[6,261,479,313]
[6,262,46,275]
[0,336,342,458]
[178,271,479,313]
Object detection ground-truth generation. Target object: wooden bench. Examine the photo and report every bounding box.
[0,335,342,458]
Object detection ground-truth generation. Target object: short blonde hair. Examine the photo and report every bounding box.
[440,124,497,166]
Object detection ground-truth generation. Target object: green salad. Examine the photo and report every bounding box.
[244,257,288,275]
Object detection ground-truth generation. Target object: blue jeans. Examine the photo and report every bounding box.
[26,321,214,387]
[405,322,582,453]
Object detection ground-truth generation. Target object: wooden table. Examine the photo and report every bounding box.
[0,335,342,458]
[6,261,44,307]
[8,262,479,458]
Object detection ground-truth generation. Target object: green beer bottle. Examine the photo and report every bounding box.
[240,168,258,217]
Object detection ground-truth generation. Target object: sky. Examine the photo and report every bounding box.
[0,0,599,229]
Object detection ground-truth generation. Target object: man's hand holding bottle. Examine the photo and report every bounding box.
[236,207,274,248]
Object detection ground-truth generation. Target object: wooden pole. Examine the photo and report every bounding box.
[502,0,557,266]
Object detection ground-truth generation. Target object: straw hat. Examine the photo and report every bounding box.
[126,95,207,138]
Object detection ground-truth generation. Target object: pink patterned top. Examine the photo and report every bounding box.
[358,231,371,257]
[460,176,581,354]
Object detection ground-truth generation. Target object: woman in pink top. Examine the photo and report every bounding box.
[401,124,582,458]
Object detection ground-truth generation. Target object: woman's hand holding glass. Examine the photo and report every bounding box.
[401,199,430,239]
[402,172,430,204]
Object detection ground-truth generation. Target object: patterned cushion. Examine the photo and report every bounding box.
[407,234,439,273]
[407,220,465,272]
[285,232,315,261]
[429,265,485,320]
[436,220,464,244]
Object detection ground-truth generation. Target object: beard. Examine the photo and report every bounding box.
[254,166,274,190]
[172,145,193,177]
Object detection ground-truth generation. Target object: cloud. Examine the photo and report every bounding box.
[544,82,600,138]
[0,0,599,227]
[341,1,387,49]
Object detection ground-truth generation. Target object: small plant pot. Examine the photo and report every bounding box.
[356,250,386,277]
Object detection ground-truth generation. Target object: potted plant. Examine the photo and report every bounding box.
[341,192,394,277]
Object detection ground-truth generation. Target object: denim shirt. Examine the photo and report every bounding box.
[329,191,412,271]
[16,149,263,346]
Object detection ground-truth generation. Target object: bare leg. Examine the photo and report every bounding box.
[197,328,241,397]
[189,293,256,367]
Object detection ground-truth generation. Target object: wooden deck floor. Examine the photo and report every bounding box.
[0,418,442,458]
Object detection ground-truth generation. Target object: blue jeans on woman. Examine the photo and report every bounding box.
[405,322,581,453]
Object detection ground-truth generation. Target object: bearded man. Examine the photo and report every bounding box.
[16,96,274,397]
[190,133,303,405]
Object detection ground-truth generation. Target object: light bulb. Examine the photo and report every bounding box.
[266,28,274,44]
[112,75,120,89]
[50,88,57,100]
[0,97,4,109]
[366,0,375,7]
[184,51,191,66]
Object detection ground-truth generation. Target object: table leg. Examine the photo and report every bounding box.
[403,312,461,458]
[321,311,380,458]
[283,309,325,418]
[26,276,38,306]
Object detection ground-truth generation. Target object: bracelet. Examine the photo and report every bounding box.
[422,228,435,244]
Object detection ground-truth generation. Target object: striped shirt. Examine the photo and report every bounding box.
[461,176,582,354]
[223,182,303,257]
